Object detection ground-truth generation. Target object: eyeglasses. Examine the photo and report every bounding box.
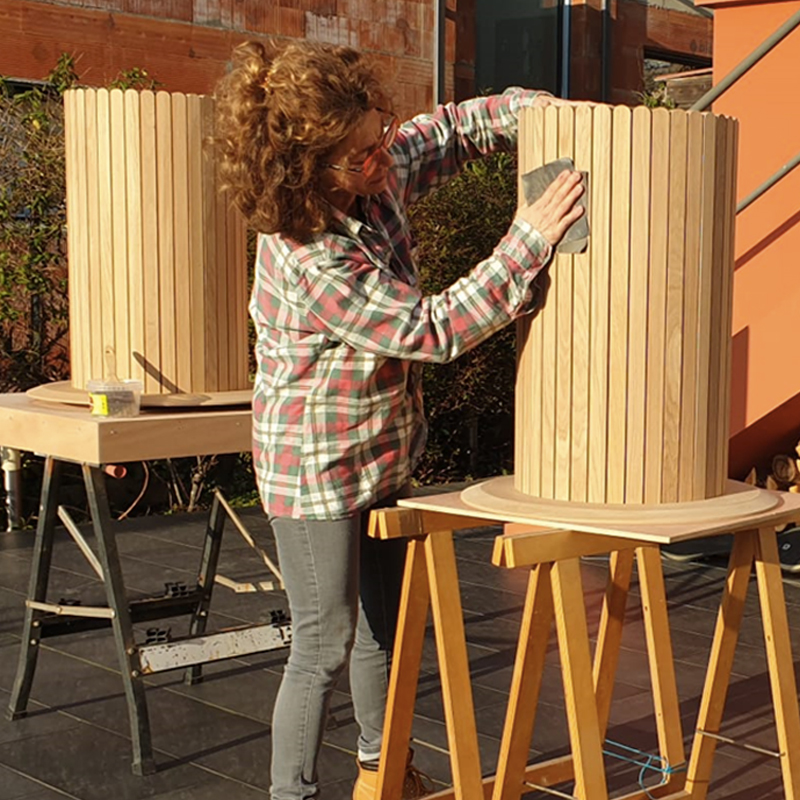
[325,113,399,179]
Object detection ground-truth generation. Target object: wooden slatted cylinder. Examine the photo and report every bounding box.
[64,88,249,395]
[515,106,738,504]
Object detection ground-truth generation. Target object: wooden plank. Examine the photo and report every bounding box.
[636,546,686,779]
[491,564,554,800]
[109,88,130,379]
[693,114,717,498]
[643,108,670,503]
[96,89,116,374]
[156,91,177,393]
[607,106,632,504]
[84,89,104,384]
[369,506,493,540]
[202,96,219,392]
[555,106,575,500]
[592,549,635,733]
[551,558,609,800]
[661,111,688,503]
[65,90,89,390]
[124,89,146,386]
[587,105,612,504]
[754,527,800,800]
[626,107,651,504]
[398,481,798,545]
[704,116,727,496]
[171,92,192,394]
[232,207,248,389]
[139,90,161,394]
[515,107,544,497]
[216,155,230,390]
[187,94,207,392]
[685,530,755,800]
[494,528,646,568]
[716,118,738,497]
[571,105,592,502]
[425,531,485,800]
[0,394,252,466]
[375,539,431,800]
[539,106,560,499]
[678,112,704,501]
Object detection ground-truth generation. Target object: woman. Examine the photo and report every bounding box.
[214,38,585,800]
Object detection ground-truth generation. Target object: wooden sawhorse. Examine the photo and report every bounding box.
[367,482,800,800]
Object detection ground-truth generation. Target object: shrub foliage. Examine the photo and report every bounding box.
[409,154,519,483]
[0,55,77,392]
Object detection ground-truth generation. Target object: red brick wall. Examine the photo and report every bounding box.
[0,0,444,119]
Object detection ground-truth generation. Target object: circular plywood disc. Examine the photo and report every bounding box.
[461,476,779,525]
[27,381,252,409]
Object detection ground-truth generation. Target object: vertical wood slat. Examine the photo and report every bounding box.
[172,92,192,395]
[139,90,160,395]
[587,106,612,504]
[626,107,651,503]
[202,95,219,393]
[555,107,575,499]
[693,115,718,497]
[187,93,207,393]
[571,105,593,503]
[661,111,688,503]
[717,119,739,496]
[64,93,84,390]
[606,106,632,504]
[515,107,545,497]
[83,90,103,385]
[156,91,177,393]
[539,106,560,499]
[110,89,130,379]
[216,146,230,392]
[515,107,737,505]
[124,89,145,387]
[706,119,731,496]
[96,90,116,375]
[643,108,670,503]
[234,211,248,388]
[678,112,705,501]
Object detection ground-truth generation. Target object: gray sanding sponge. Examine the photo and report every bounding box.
[520,157,590,254]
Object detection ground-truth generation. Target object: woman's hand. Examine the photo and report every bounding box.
[532,93,599,110]
[516,170,585,247]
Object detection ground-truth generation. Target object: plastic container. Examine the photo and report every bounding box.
[87,379,143,418]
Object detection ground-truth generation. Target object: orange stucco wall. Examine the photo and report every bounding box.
[696,0,800,475]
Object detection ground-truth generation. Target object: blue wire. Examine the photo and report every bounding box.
[602,738,687,800]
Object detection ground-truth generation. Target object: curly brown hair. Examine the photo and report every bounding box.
[214,39,389,242]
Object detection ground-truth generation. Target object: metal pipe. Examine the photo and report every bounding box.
[2,447,22,532]
[433,0,446,106]
[561,0,572,98]
[691,7,800,111]
[737,149,800,214]
[601,0,611,102]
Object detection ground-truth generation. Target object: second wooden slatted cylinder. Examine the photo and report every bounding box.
[64,88,249,396]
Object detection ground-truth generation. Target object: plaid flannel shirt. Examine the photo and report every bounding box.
[251,87,553,519]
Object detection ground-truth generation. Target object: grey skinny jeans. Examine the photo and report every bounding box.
[269,492,408,800]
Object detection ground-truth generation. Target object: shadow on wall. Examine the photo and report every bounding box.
[735,207,800,271]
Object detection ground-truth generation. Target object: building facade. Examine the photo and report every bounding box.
[1,0,711,117]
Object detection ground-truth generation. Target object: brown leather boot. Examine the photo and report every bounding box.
[352,751,434,800]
